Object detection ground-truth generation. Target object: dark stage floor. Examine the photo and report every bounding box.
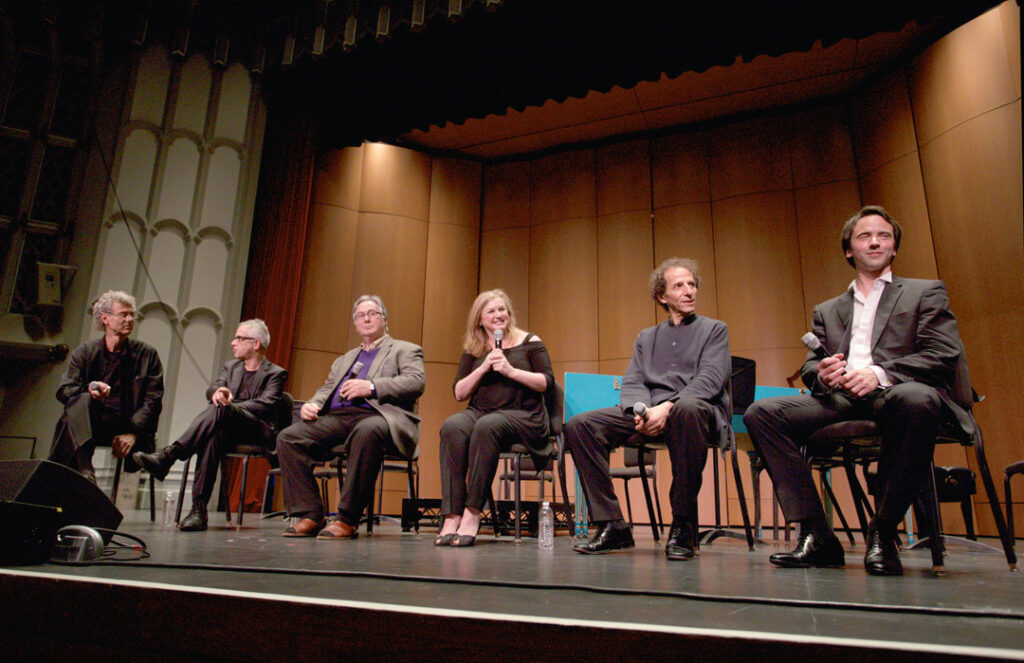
[2,509,1022,661]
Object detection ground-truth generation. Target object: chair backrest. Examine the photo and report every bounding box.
[563,372,621,420]
[951,341,975,411]
[545,381,564,437]
[276,392,295,433]
[730,356,756,415]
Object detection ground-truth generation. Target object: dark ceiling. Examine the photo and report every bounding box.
[8,0,1003,159]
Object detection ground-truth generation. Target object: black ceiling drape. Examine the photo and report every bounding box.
[263,0,1000,149]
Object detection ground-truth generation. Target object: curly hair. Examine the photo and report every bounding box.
[649,258,701,311]
[92,290,136,330]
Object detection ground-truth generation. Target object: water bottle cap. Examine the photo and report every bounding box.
[542,501,550,507]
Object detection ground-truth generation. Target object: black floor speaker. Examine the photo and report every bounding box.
[0,459,123,564]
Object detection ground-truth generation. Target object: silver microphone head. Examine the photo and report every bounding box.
[493,328,503,348]
[633,402,648,419]
[800,332,821,351]
[89,381,102,392]
[349,361,364,377]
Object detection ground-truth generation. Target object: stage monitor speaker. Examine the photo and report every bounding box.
[0,460,122,564]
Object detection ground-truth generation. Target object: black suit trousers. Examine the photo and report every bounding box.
[276,408,393,526]
[172,404,269,505]
[743,381,942,527]
[49,396,152,473]
[565,397,714,525]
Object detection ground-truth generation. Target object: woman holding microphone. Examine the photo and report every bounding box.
[436,289,554,547]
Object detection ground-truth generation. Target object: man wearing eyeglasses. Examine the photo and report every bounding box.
[275,294,425,539]
[49,290,163,484]
[133,318,286,531]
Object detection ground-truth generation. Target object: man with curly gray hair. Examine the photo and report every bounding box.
[49,290,163,484]
[566,258,730,561]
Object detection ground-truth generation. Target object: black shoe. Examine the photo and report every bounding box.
[572,521,635,555]
[179,501,208,532]
[132,446,176,481]
[665,520,697,561]
[864,526,903,576]
[769,531,845,568]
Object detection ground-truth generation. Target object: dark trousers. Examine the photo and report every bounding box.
[564,398,714,525]
[49,395,151,473]
[743,382,941,528]
[276,407,392,526]
[171,404,269,506]
[439,409,542,514]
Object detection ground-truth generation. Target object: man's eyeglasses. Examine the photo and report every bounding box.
[233,335,256,343]
[108,311,135,319]
[353,310,383,321]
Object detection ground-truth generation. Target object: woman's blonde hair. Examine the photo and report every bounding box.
[463,289,523,357]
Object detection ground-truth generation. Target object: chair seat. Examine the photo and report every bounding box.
[228,444,270,456]
[610,466,654,479]
[807,420,881,443]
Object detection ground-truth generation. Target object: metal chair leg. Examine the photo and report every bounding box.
[176,457,191,524]
[636,446,660,543]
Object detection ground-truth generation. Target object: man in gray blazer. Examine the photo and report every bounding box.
[133,318,287,531]
[566,258,731,560]
[277,295,425,540]
[744,205,965,576]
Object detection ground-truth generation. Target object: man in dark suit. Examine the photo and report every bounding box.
[133,318,287,531]
[566,258,731,560]
[744,205,965,575]
[49,290,163,484]
[276,295,425,540]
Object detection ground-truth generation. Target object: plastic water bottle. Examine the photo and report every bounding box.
[538,501,554,550]
[162,490,177,526]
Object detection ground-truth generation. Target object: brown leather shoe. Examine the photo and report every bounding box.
[317,519,359,540]
[282,517,326,538]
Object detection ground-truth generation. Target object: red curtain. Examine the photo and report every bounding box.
[240,91,317,371]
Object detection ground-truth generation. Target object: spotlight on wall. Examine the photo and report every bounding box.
[281,34,295,66]
[171,28,190,58]
[448,0,463,20]
[411,0,425,31]
[343,14,357,51]
[214,35,230,66]
[312,25,326,55]
[376,6,391,40]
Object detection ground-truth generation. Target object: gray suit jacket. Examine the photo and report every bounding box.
[801,275,971,435]
[309,335,426,457]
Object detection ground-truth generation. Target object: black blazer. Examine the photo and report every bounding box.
[801,276,970,435]
[207,357,288,437]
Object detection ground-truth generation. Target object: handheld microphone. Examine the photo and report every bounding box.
[801,332,830,361]
[89,381,102,392]
[494,328,503,349]
[347,361,364,379]
[633,402,649,421]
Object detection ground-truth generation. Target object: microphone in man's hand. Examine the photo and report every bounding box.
[494,328,503,349]
[633,402,649,421]
[89,381,102,392]
[348,361,364,379]
[800,332,830,361]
